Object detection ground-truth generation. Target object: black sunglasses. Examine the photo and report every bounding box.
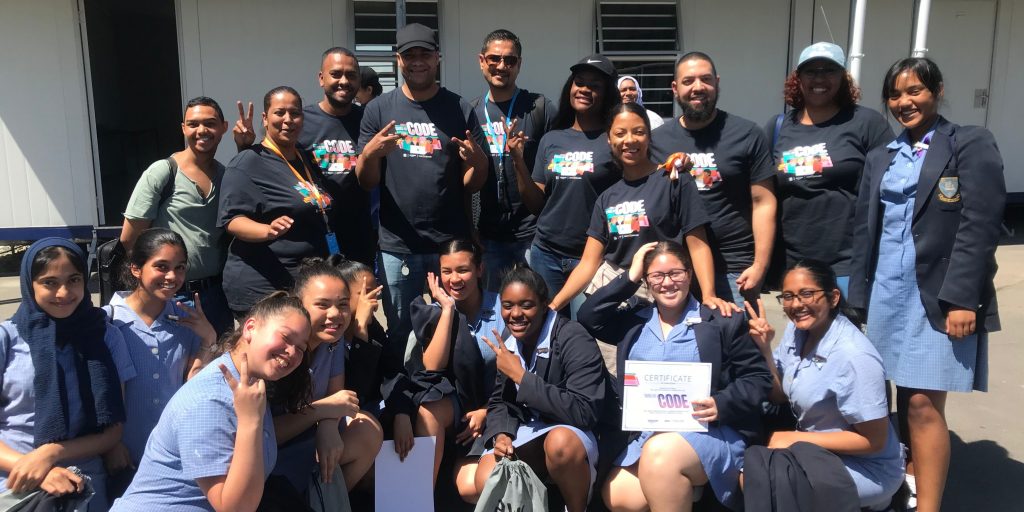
[484,54,520,67]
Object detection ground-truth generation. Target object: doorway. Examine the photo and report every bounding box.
[83,0,182,224]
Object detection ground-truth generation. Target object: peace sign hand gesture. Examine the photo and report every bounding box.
[503,116,527,159]
[233,101,256,150]
[220,353,267,423]
[452,130,485,164]
[744,299,775,353]
[365,121,402,159]
[480,328,526,384]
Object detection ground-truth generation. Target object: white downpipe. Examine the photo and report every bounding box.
[913,0,932,57]
[396,0,406,88]
[848,0,868,82]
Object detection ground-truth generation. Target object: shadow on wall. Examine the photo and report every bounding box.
[944,431,1024,511]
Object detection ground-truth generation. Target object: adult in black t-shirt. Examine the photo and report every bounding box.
[550,103,738,317]
[356,23,488,346]
[510,54,620,315]
[219,86,335,314]
[650,52,777,306]
[766,43,893,293]
[471,29,556,290]
[299,47,376,268]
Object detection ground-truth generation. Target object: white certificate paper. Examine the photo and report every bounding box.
[621,360,713,432]
[375,436,436,512]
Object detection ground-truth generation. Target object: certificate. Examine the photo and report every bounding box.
[621,360,713,432]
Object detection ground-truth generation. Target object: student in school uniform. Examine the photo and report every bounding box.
[748,260,905,510]
[578,241,771,511]
[407,240,507,491]
[103,228,219,496]
[0,238,135,511]
[849,57,1005,512]
[269,259,381,497]
[112,294,312,511]
[471,266,610,512]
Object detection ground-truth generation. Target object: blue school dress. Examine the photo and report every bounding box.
[0,321,136,511]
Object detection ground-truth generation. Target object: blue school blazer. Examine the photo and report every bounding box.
[849,116,1004,333]
[577,273,772,445]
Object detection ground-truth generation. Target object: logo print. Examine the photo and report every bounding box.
[394,121,443,157]
[481,121,506,155]
[778,142,833,178]
[293,182,333,210]
[605,200,649,237]
[938,177,961,203]
[689,153,721,191]
[311,139,356,175]
[549,151,595,177]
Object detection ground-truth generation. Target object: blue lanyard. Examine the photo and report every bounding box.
[482,88,521,167]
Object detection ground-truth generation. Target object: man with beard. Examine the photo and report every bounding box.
[650,52,777,306]
[299,47,376,267]
[471,29,555,291]
[357,23,488,343]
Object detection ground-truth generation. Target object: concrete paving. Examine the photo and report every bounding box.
[1,245,1021,510]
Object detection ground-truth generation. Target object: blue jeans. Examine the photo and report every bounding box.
[714,272,749,311]
[378,250,440,349]
[482,239,531,292]
[528,244,584,319]
[836,275,849,298]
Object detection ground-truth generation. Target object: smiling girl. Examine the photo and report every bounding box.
[0,238,134,510]
[103,228,219,493]
[112,293,311,511]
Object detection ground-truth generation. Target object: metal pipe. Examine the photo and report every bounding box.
[912,0,932,57]
[396,0,406,88]
[848,0,868,82]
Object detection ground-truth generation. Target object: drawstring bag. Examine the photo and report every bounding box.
[474,457,547,512]
[308,468,351,512]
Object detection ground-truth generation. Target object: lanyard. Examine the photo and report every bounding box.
[482,88,520,209]
[261,137,330,225]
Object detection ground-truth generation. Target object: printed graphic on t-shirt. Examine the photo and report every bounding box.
[395,121,444,157]
[777,143,833,178]
[605,199,649,237]
[548,151,595,178]
[311,139,357,175]
[293,181,333,210]
[689,152,722,191]
[482,121,507,155]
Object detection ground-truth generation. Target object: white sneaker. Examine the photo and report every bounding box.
[905,474,918,511]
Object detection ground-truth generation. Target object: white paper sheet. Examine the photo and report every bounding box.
[374,436,436,512]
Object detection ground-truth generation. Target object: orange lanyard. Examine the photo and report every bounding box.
[261,137,328,215]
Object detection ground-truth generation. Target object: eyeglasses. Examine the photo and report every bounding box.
[645,269,689,285]
[776,289,825,305]
[799,67,843,79]
[484,54,520,67]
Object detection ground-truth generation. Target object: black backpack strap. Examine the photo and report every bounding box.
[531,93,546,138]
[159,156,178,205]
[771,113,784,151]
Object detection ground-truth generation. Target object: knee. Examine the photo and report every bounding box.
[602,475,646,512]
[544,427,587,469]
[418,400,454,432]
[905,392,945,424]
[456,464,481,504]
[637,434,680,474]
[349,413,384,452]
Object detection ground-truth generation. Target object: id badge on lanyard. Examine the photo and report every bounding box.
[262,137,340,255]
[325,231,340,255]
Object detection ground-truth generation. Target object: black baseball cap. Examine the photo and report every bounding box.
[395,23,439,53]
[570,54,617,79]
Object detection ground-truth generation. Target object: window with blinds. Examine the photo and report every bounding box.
[353,0,440,93]
[595,1,680,117]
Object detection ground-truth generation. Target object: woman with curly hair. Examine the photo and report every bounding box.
[766,42,892,295]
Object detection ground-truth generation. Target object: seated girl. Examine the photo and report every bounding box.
[473,265,610,512]
[0,238,134,510]
[270,259,382,495]
[746,260,904,510]
[578,241,771,511]
[112,293,311,511]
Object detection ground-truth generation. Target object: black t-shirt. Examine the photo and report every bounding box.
[532,129,620,258]
[651,111,775,273]
[587,171,710,269]
[218,145,334,311]
[472,90,557,242]
[299,103,376,267]
[357,88,488,254]
[767,105,892,275]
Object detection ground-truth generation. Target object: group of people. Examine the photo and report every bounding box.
[0,21,1004,512]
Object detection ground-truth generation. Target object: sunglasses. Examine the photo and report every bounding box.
[484,54,520,67]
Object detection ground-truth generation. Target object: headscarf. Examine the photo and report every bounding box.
[617,75,645,106]
[12,238,125,446]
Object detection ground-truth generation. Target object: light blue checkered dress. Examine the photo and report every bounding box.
[614,299,746,511]
[865,131,987,392]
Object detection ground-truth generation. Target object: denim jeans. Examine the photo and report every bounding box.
[482,239,531,292]
[714,271,751,311]
[378,250,440,349]
[528,244,584,319]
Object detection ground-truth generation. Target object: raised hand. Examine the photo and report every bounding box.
[628,242,659,283]
[480,328,525,384]
[658,152,693,181]
[744,299,775,352]
[452,130,485,163]
[176,293,217,347]
[265,215,294,241]
[233,101,256,149]
[352,276,383,339]
[426,271,455,310]
[365,121,401,159]
[502,117,527,159]
[220,353,266,423]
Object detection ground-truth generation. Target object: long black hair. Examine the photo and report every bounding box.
[552,66,620,130]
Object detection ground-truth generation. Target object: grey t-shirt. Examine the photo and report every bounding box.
[123,158,227,280]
